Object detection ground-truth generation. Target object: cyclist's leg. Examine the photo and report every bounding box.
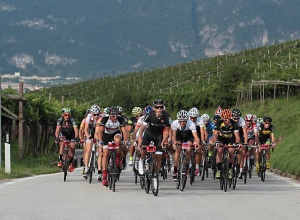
[97,145,103,180]
[173,141,182,178]
[84,140,92,171]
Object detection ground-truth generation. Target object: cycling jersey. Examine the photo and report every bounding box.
[258,123,275,144]
[215,119,239,139]
[205,121,215,141]
[100,116,127,134]
[171,119,197,142]
[246,122,258,140]
[56,117,77,140]
[143,111,171,136]
[193,117,205,138]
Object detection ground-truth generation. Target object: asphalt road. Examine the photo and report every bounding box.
[1,165,300,220]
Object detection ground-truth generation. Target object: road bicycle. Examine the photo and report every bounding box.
[258,144,273,182]
[241,144,256,184]
[219,143,239,192]
[160,146,171,180]
[142,142,159,196]
[175,142,190,191]
[107,142,119,192]
[84,139,98,183]
[61,140,71,182]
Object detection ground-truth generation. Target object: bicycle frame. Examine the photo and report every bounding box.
[107,142,119,192]
[62,140,71,182]
[259,144,271,182]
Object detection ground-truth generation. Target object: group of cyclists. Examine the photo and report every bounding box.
[54,98,276,189]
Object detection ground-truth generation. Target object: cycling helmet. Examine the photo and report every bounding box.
[221,109,232,119]
[176,110,189,120]
[189,107,199,117]
[232,108,241,119]
[263,116,272,123]
[201,114,210,122]
[109,106,118,115]
[257,117,263,124]
[213,114,221,122]
[143,105,153,115]
[244,113,253,121]
[103,107,109,115]
[116,106,123,114]
[153,99,165,107]
[132,107,142,115]
[252,114,257,122]
[85,109,91,116]
[90,104,100,114]
[61,108,71,114]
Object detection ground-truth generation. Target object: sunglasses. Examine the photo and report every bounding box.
[190,117,197,120]
[134,115,141,117]
[265,122,271,124]
[179,120,187,123]
[223,118,230,121]
[155,106,164,109]
[110,114,117,117]
[93,114,98,116]
[64,114,70,117]
[246,120,252,122]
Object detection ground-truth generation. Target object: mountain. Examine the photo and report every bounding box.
[1,0,300,79]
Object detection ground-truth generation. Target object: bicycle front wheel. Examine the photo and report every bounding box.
[62,153,69,182]
[150,158,159,196]
[89,152,95,184]
[180,157,187,191]
[108,153,116,191]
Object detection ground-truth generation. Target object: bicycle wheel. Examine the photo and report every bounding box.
[190,153,196,185]
[201,152,208,181]
[133,152,138,184]
[249,164,252,179]
[62,152,69,182]
[150,158,159,196]
[176,158,181,189]
[212,150,217,179]
[89,152,95,184]
[108,153,116,191]
[180,157,187,191]
[261,156,266,182]
[243,157,248,184]
[144,162,150,194]
[140,175,145,189]
[232,157,238,190]
[222,157,229,192]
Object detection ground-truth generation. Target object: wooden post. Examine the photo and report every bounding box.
[19,82,24,159]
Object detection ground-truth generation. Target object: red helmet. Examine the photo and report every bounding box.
[244,113,253,121]
[221,109,232,119]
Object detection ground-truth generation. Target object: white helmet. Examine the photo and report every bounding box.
[177,110,189,120]
[201,114,210,122]
[90,104,100,114]
[189,107,199,117]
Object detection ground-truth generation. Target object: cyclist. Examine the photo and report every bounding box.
[79,109,91,175]
[55,108,79,172]
[244,113,259,174]
[256,116,275,172]
[128,107,143,166]
[210,109,240,179]
[116,106,130,169]
[82,105,101,178]
[213,114,221,124]
[232,108,248,178]
[172,110,200,180]
[98,106,128,186]
[137,99,171,186]
[189,107,206,176]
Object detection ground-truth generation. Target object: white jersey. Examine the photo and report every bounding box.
[85,113,98,128]
[171,119,197,132]
[236,117,246,128]
[136,115,146,139]
[193,117,205,128]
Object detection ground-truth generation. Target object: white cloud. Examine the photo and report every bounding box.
[44,53,76,66]
[15,19,56,30]
[0,3,16,12]
[8,53,34,69]
[168,41,189,58]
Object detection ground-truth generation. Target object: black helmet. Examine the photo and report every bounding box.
[153,99,165,106]
[109,106,118,115]
[213,114,221,121]
[232,108,241,119]
[263,116,272,123]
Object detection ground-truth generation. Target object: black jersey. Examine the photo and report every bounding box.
[144,111,171,136]
[56,117,77,135]
[215,119,239,138]
[258,123,275,139]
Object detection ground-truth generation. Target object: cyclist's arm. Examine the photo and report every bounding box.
[79,124,85,140]
[192,131,200,146]
[121,125,129,143]
[98,125,105,143]
[234,130,240,144]
[242,127,248,144]
[84,120,90,140]
[55,125,60,140]
[161,126,169,147]
[94,124,100,141]
[74,125,79,139]
[200,126,206,142]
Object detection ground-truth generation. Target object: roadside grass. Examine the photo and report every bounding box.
[0,96,299,180]
[0,140,60,180]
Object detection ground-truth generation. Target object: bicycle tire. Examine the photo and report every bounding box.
[89,152,95,184]
[232,157,238,190]
[261,156,266,182]
[190,153,196,185]
[144,162,150,194]
[140,176,145,189]
[180,157,187,191]
[201,152,207,181]
[150,158,159,196]
[212,150,217,179]
[249,164,252,179]
[243,157,248,184]
[222,156,229,192]
[62,151,69,182]
[108,153,116,191]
